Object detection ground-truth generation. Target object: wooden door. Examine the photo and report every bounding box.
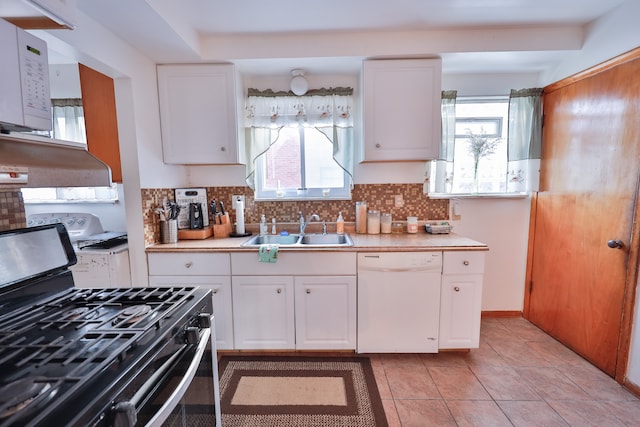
[527,51,640,377]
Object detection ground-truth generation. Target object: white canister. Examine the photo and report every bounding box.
[367,210,381,234]
[407,216,418,234]
[380,213,392,234]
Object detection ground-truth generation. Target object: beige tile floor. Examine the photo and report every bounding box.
[370,317,640,426]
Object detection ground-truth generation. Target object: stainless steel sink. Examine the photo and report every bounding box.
[299,234,352,245]
[242,234,301,246]
[241,233,353,248]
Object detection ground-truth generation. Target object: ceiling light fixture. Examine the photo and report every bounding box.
[290,69,308,96]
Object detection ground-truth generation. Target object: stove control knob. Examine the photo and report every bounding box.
[198,313,211,328]
[185,327,200,345]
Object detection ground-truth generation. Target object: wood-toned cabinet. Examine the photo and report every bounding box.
[79,64,123,182]
[439,251,485,349]
[147,252,234,349]
[362,58,442,162]
[157,63,239,165]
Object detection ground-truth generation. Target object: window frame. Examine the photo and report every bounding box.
[254,125,351,201]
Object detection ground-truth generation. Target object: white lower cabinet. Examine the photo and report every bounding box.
[294,276,357,350]
[439,252,485,349]
[147,253,234,349]
[230,252,357,350]
[232,276,295,349]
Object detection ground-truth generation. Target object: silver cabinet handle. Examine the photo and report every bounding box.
[185,262,193,268]
[375,143,381,148]
[454,286,460,292]
[463,260,469,266]
[277,288,282,294]
[306,289,311,294]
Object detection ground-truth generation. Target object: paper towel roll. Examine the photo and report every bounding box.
[235,197,245,234]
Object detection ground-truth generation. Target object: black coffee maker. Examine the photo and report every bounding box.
[189,203,204,229]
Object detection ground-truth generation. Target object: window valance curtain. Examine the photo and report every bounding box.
[507,88,543,192]
[426,90,457,193]
[244,87,354,189]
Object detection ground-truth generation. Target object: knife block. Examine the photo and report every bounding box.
[213,213,232,238]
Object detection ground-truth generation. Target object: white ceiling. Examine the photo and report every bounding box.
[51,0,633,75]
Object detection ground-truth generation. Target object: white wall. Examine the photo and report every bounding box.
[449,197,531,311]
[542,1,640,84]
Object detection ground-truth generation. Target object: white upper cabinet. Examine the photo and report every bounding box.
[362,58,442,162]
[157,63,240,164]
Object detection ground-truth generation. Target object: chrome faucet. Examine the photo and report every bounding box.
[300,213,320,234]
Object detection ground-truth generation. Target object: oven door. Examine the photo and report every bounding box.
[112,317,221,427]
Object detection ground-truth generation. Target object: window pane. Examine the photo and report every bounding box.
[451,100,508,193]
[303,128,344,189]
[262,127,301,190]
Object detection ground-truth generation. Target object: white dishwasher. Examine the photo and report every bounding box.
[357,252,442,353]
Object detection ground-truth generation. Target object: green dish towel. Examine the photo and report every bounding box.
[258,244,279,263]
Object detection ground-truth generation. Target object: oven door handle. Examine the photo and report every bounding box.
[144,327,211,427]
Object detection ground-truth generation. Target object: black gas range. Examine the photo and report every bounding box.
[0,225,221,426]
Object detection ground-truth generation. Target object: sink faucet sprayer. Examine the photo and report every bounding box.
[299,212,320,234]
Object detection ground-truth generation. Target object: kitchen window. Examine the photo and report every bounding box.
[428,89,542,196]
[245,88,354,201]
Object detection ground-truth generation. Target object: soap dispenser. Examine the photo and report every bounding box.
[260,214,268,235]
[299,211,305,234]
[336,212,344,235]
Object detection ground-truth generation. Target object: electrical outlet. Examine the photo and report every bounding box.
[231,195,245,209]
[394,195,404,207]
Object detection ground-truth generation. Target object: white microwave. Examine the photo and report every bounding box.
[0,18,51,133]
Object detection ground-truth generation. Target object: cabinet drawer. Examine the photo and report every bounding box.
[231,252,356,275]
[148,252,230,275]
[443,251,485,275]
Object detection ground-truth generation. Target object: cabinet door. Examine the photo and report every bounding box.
[363,58,442,161]
[439,274,482,349]
[232,276,295,349]
[79,64,122,182]
[149,275,234,350]
[157,64,239,164]
[294,276,356,350]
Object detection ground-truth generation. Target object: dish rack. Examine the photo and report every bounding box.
[425,223,452,234]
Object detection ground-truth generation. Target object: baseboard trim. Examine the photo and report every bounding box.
[481,310,522,318]
[623,379,640,398]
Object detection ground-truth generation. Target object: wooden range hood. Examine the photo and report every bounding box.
[0,0,76,30]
